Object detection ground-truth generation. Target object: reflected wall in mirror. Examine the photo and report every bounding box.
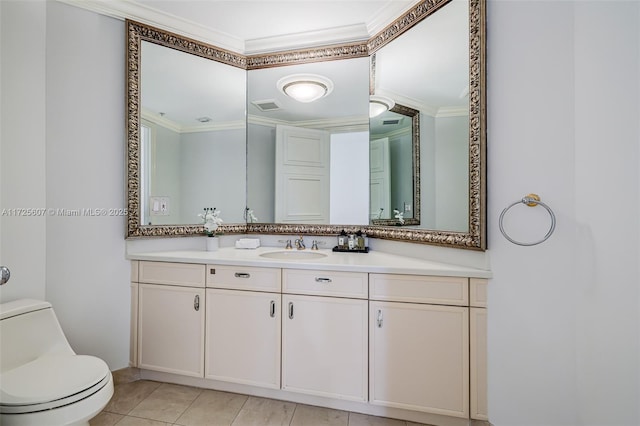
[246,58,371,226]
[127,21,248,237]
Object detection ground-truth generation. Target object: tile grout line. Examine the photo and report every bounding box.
[288,402,299,426]
[229,393,252,426]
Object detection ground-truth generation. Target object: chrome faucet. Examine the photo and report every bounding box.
[285,239,292,250]
[295,236,306,250]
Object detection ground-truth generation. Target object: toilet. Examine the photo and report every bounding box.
[0,299,114,426]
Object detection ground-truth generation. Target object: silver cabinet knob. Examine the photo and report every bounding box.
[0,266,10,286]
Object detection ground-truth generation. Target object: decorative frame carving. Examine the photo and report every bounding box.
[126,0,486,250]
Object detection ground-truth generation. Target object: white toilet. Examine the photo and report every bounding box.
[0,299,114,425]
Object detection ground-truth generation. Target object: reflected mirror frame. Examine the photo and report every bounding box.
[370,103,420,227]
[126,0,486,250]
[125,20,248,237]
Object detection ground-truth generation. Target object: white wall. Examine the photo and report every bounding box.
[330,131,369,224]
[0,0,47,301]
[487,1,639,425]
[0,1,130,369]
[44,2,130,369]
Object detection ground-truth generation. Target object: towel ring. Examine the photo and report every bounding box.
[499,193,556,246]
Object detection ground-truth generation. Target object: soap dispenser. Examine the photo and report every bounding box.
[337,230,348,249]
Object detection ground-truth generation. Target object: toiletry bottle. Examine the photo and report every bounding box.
[348,234,356,250]
[338,230,347,249]
[356,231,364,249]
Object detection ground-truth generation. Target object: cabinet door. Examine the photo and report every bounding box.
[205,289,281,389]
[282,294,368,401]
[370,301,469,418]
[138,284,205,377]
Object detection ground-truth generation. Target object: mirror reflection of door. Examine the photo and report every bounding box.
[369,138,390,220]
[275,125,330,223]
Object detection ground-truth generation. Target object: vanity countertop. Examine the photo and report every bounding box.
[127,247,492,278]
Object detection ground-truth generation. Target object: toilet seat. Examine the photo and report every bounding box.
[0,354,111,415]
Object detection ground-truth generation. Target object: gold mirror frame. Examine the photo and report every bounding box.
[126,0,486,250]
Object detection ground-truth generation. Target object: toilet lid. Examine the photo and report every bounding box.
[0,354,110,409]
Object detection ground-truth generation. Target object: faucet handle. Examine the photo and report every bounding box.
[311,240,319,250]
[286,239,292,249]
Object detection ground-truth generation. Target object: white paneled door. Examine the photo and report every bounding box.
[275,125,330,223]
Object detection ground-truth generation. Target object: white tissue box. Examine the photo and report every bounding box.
[235,238,261,249]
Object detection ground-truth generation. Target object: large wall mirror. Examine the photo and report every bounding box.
[127,0,486,249]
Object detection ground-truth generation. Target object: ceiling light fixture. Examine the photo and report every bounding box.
[277,74,334,103]
[369,95,395,118]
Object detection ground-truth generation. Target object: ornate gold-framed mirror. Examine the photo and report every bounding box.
[126,0,486,249]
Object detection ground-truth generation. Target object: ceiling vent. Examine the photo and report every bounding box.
[251,99,282,112]
[382,117,404,125]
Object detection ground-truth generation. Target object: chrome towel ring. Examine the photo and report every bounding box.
[499,194,556,246]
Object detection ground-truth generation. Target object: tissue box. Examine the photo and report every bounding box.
[235,238,261,249]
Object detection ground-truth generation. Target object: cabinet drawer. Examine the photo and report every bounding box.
[207,265,281,293]
[139,261,205,288]
[283,269,367,299]
[370,274,468,306]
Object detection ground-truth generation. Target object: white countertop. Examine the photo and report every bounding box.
[127,247,492,278]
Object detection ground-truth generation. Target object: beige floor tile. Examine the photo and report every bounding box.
[128,383,202,423]
[231,396,296,426]
[115,416,171,425]
[175,389,248,426]
[290,404,349,426]
[103,380,162,415]
[90,411,125,426]
[348,412,406,426]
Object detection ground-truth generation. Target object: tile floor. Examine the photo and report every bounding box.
[90,380,432,426]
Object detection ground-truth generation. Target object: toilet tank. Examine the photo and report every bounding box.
[0,299,74,373]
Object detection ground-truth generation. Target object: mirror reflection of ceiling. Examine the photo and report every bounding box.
[374,0,469,116]
[248,59,369,127]
[141,41,246,129]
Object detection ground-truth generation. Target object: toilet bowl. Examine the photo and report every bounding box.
[0,299,114,426]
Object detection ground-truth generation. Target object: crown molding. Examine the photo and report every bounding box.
[57,0,245,53]
[245,24,370,55]
[58,0,420,55]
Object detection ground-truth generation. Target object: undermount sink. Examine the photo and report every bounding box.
[260,250,328,260]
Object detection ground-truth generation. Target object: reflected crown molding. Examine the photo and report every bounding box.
[248,114,369,133]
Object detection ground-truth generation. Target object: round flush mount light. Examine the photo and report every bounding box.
[369,95,395,118]
[277,74,334,103]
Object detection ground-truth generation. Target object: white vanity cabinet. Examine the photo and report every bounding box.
[205,265,282,389]
[281,269,368,401]
[369,274,470,418]
[136,261,206,377]
[129,253,489,425]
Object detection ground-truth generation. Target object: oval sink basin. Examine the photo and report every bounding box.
[260,251,328,260]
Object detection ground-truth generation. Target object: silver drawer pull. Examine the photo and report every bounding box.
[194,295,200,312]
[270,300,276,318]
[234,272,251,278]
[315,277,332,283]
[377,309,383,328]
[288,302,294,319]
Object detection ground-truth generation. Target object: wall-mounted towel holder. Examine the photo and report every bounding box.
[499,193,556,246]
